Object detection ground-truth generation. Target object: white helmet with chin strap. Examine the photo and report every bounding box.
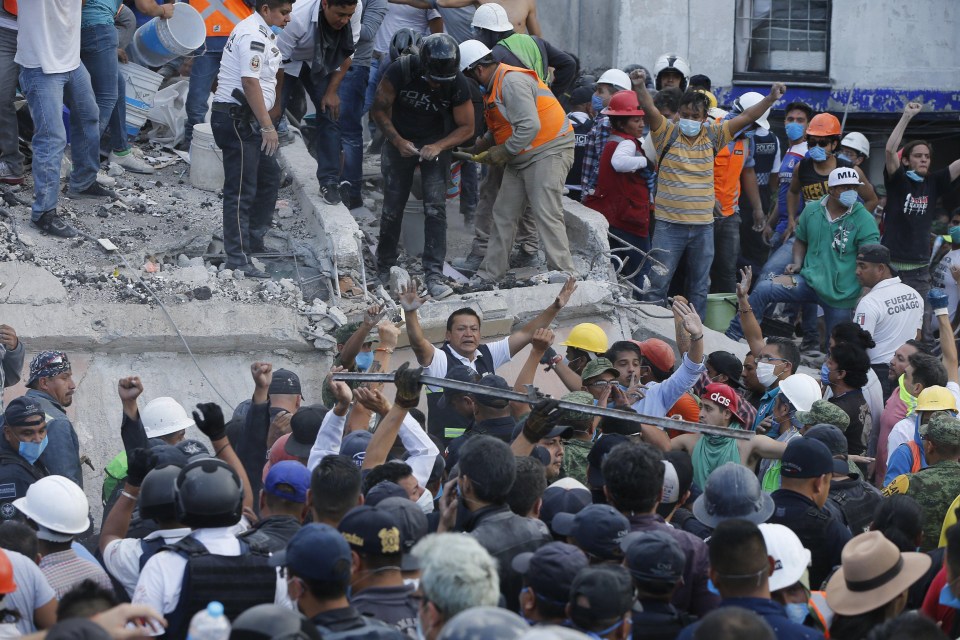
[653,53,691,91]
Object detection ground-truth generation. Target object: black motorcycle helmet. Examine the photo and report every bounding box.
[230,604,321,640]
[420,33,460,83]
[389,27,423,62]
[174,458,243,528]
[139,464,182,523]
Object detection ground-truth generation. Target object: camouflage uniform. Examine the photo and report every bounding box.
[558,391,596,486]
[797,399,851,432]
[321,322,378,406]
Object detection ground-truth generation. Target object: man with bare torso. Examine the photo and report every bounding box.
[390,0,539,35]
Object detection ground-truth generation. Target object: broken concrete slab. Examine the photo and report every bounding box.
[0,262,67,305]
[562,198,614,281]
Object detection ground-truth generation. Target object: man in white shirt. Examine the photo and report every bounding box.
[931,225,960,320]
[854,244,923,395]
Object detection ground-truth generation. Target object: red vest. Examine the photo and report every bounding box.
[582,132,651,237]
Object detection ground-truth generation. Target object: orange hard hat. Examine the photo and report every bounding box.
[806,113,841,137]
[602,90,645,117]
[0,549,16,594]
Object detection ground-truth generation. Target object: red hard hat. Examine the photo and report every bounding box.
[806,113,841,137]
[0,549,16,594]
[602,90,645,117]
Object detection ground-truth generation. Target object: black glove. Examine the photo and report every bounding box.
[522,398,562,442]
[394,362,424,409]
[126,447,158,487]
[193,402,226,441]
[539,346,560,369]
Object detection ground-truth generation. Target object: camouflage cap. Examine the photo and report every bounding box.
[581,357,620,382]
[559,391,596,423]
[796,399,850,432]
[920,412,960,446]
[333,322,379,345]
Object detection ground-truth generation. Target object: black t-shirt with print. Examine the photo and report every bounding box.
[882,165,957,262]
[384,55,471,146]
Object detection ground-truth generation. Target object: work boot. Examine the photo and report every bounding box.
[320,182,341,206]
[426,276,453,300]
[236,263,271,279]
[452,252,484,273]
[68,181,116,200]
[509,249,542,269]
[0,161,24,185]
[33,210,78,238]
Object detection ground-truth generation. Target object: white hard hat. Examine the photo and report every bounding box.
[596,69,631,91]
[778,374,822,413]
[458,40,493,72]
[841,132,870,158]
[13,476,89,535]
[142,396,195,439]
[759,523,811,591]
[828,167,863,187]
[653,53,691,86]
[733,91,771,131]
[471,3,512,32]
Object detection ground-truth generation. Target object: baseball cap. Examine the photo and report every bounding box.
[340,430,373,466]
[586,434,628,488]
[759,523,812,592]
[707,352,743,389]
[540,478,592,533]
[661,459,681,504]
[856,243,898,276]
[828,166,862,187]
[472,374,511,408]
[176,439,210,460]
[270,523,352,584]
[264,460,310,503]
[640,339,676,373]
[268,369,302,397]
[26,351,71,387]
[285,406,328,458]
[796,400,851,431]
[620,529,685,584]
[338,505,402,557]
[512,542,589,605]
[377,496,429,571]
[365,481,409,505]
[3,397,45,428]
[780,437,833,478]
[552,503,630,561]
[569,86,595,107]
[436,365,481,408]
[568,565,635,624]
[803,424,850,475]
[557,391,598,425]
[581,358,620,383]
[920,412,960,446]
[701,383,739,415]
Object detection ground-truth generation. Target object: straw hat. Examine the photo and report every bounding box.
[825,531,931,616]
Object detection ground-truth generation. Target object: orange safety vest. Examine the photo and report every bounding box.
[190,0,252,37]
[809,591,833,638]
[2,0,16,16]
[484,63,570,154]
[907,440,924,473]
[713,117,746,217]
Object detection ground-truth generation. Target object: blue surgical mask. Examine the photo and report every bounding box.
[949,225,960,244]
[707,579,720,595]
[354,351,374,371]
[785,122,805,141]
[784,602,810,625]
[19,437,48,465]
[837,152,853,163]
[808,145,828,162]
[591,94,604,114]
[838,190,859,208]
[270,25,283,35]
[820,363,831,386]
[679,118,703,137]
[940,584,960,609]
[906,170,924,182]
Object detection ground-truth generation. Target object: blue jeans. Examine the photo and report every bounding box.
[289,68,341,185]
[460,161,479,213]
[80,24,128,152]
[20,65,101,219]
[337,64,369,199]
[364,56,385,135]
[725,273,852,341]
[760,236,818,343]
[184,47,224,146]
[642,220,715,318]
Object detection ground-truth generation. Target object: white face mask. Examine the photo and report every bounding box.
[415,613,428,640]
[417,487,435,514]
[756,361,780,388]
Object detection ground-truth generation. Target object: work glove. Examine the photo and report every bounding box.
[193,402,227,441]
[126,447,158,487]
[929,288,950,317]
[394,362,424,409]
[522,398,562,442]
[474,144,511,166]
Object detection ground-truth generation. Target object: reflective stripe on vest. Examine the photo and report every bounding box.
[2,0,16,16]
[907,440,924,473]
[190,0,252,37]
[809,591,833,638]
[485,64,570,153]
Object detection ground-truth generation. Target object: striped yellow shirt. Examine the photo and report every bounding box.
[652,118,733,224]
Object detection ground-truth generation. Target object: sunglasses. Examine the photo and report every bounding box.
[806,138,835,148]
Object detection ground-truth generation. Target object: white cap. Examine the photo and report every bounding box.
[596,69,631,91]
[733,91,771,131]
[13,476,89,535]
[142,396,195,439]
[471,3,512,32]
[828,167,863,187]
[548,477,590,492]
[841,132,870,157]
[458,40,493,72]
[661,460,680,504]
[778,373,822,413]
[759,523,811,591]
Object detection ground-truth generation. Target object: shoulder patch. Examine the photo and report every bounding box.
[250,55,261,71]
[0,502,15,520]
[258,25,269,38]
[882,474,909,497]
[250,40,266,53]
[0,484,14,500]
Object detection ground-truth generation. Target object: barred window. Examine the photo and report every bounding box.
[734,0,830,77]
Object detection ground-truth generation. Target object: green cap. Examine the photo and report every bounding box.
[559,391,596,423]
[581,357,620,382]
[920,412,960,446]
[796,399,851,432]
[333,322,380,345]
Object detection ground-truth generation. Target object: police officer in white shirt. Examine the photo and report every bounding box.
[854,244,923,396]
[210,0,291,278]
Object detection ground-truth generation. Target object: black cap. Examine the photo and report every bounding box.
[552,503,630,561]
[586,434,628,488]
[436,365,482,409]
[569,565,635,624]
[803,425,851,476]
[338,505,402,556]
[268,369,302,396]
[472,374,511,408]
[707,351,744,389]
[856,243,898,276]
[620,530,685,583]
[365,481,409,505]
[512,542,589,605]
[176,439,210,460]
[286,406,327,458]
[3,397,45,428]
[540,479,592,532]
[780,437,834,478]
[570,86,595,106]
[377,496,429,571]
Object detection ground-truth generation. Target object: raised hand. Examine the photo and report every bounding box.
[553,276,578,309]
[903,102,923,118]
[531,327,555,353]
[117,376,144,403]
[398,279,428,312]
[767,82,786,101]
[672,298,703,338]
[364,304,387,327]
[630,68,646,88]
[354,387,392,415]
[327,365,354,408]
[0,324,18,351]
[522,398,562,442]
[251,362,273,390]
[393,361,424,409]
[192,402,226,441]
[737,266,753,299]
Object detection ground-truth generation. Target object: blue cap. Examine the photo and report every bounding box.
[436,365,482,408]
[551,503,630,561]
[539,479,592,532]
[338,505,403,556]
[620,530,685,583]
[340,430,373,467]
[3,397,44,428]
[264,460,310,503]
[511,542,588,604]
[269,523,352,584]
[586,434,628,488]
[365,481,409,505]
[781,437,833,478]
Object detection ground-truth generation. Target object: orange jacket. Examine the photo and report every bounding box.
[484,63,570,154]
[713,118,747,217]
[190,0,252,37]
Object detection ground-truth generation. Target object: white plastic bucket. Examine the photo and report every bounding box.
[125,98,151,137]
[132,3,206,68]
[119,62,163,136]
[190,123,224,191]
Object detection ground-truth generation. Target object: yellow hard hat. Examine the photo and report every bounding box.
[560,323,609,354]
[916,386,958,412]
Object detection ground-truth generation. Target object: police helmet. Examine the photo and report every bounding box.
[420,33,461,83]
[389,27,423,62]
[691,462,774,528]
[175,458,243,528]
[139,464,182,523]
[437,606,528,640]
[230,604,321,640]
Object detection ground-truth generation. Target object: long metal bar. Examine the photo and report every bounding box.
[332,372,751,440]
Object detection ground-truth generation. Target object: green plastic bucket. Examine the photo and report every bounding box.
[705,293,738,332]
